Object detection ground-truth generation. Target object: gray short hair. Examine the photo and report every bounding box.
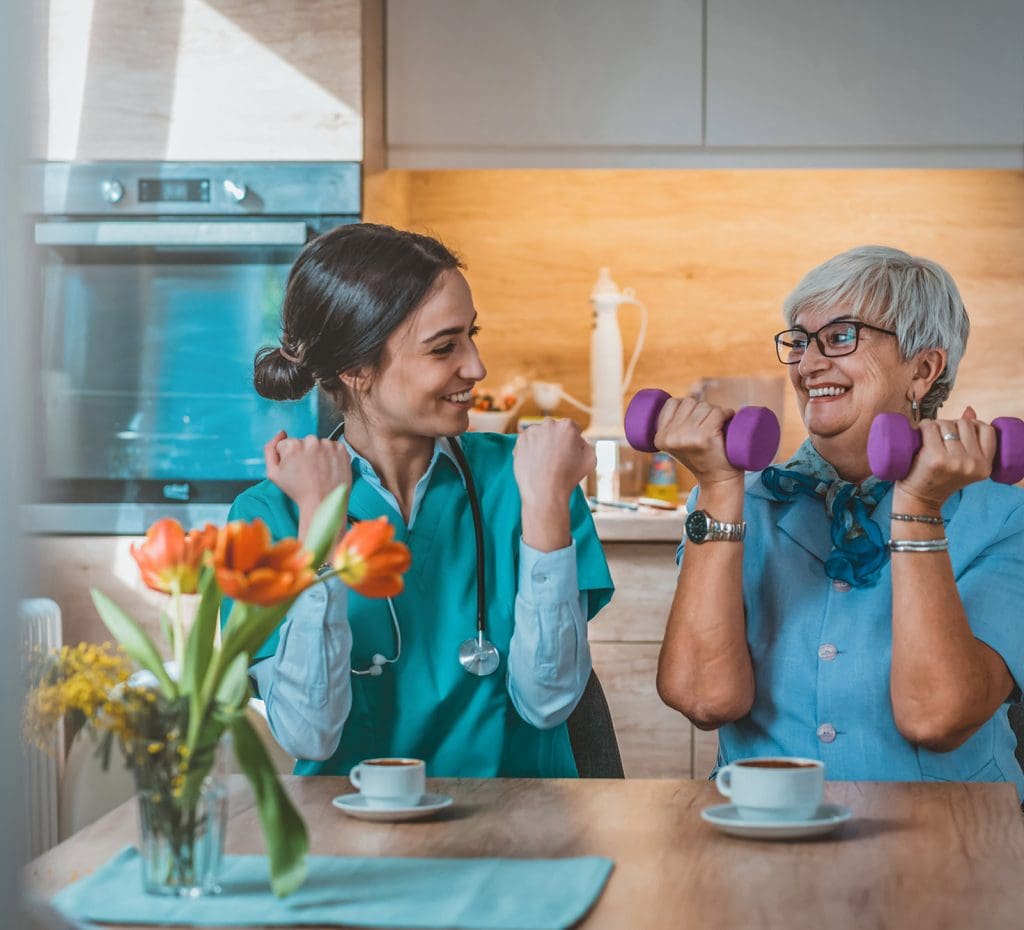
[782,245,969,419]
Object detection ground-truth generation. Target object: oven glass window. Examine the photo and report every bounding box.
[39,245,318,490]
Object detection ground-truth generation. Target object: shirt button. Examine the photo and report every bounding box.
[832,579,852,592]
[816,723,837,743]
[818,643,838,661]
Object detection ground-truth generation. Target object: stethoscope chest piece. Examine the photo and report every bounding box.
[458,631,500,677]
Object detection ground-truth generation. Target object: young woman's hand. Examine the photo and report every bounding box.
[513,418,595,505]
[893,407,997,515]
[513,419,595,551]
[264,430,352,540]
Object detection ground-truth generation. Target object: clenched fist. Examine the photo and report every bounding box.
[265,430,352,540]
[653,396,742,489]
[513,418,594,552]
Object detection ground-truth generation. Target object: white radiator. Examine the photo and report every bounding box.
[20,597,63,859]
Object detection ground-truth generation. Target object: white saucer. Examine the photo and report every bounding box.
[331,792,454,822]
[701,802,853,840]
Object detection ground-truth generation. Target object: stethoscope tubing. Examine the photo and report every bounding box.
[326,422,492,674]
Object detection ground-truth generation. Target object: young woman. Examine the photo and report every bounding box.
[230,223,613,778]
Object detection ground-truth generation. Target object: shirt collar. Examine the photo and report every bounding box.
[337,433,466,488]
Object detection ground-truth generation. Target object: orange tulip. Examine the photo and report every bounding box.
[211,519,316,606]
[331,518,411,598]
[131,519,217,595]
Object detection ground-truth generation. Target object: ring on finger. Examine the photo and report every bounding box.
[941,432,959,442]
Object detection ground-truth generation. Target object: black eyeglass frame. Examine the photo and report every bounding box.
[774,320,898,365]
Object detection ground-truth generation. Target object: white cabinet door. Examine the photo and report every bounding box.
[387,0,702,158]
[706,0,1024,148]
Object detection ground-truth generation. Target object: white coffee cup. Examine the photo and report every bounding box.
[715,757,825,821]
[349,758,426,809]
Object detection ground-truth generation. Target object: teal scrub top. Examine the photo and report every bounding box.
[227,432,614,778]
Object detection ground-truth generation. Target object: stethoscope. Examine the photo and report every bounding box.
[327,424,500,677]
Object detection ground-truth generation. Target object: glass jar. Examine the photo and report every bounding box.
[135,734,228,897]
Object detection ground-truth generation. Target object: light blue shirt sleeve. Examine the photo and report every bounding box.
[508,539,592,730]
[248,574,353,762]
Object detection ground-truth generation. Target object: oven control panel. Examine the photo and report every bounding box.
[32,161,361,216]
[138,178,211,203]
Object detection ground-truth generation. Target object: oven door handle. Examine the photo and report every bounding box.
[34,221,310,247]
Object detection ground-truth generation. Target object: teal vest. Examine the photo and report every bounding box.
[227,432,614,778]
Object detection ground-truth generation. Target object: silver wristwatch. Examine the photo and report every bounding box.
[684,509,746,544]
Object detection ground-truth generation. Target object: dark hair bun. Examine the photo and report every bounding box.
[253,345,315,401]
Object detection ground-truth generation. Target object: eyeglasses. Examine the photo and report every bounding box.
[774,320,897,365]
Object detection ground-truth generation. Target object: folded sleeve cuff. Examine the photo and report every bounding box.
[518,539,579,607]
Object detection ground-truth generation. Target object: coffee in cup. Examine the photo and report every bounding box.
[349,758,426,809]
[715,757,824,821]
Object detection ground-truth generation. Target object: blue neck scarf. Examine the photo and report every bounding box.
[761,440,892,588]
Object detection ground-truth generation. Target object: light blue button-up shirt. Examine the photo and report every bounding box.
[678,473,1024,799]
[250,436,593,762]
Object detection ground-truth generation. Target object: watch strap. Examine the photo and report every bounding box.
[707,518,746,542]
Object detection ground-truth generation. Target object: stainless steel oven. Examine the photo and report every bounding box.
[26,162,360,533]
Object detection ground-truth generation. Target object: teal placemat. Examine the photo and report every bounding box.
[51,846,614,929]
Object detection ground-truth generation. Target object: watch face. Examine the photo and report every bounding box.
[685,509,710,544]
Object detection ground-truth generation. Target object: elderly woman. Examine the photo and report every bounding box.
[656,245,1023,797]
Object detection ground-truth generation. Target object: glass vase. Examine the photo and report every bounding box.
[135,735,228,897]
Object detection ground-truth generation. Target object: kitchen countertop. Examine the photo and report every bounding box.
[24,502,688,543]
[590,505,686,543]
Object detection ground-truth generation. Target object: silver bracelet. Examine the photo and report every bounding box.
[890,513,945,525]
[887,537,949,553]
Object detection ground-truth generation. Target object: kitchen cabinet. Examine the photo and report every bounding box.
[706,0,1024,152]
[386,0,1023,168]
[34,0,382,163]
[386,0,703,165]
[591,541,719,779]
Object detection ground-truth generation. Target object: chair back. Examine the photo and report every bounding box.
[567,669,624,778]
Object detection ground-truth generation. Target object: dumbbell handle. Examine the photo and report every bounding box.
[624,388,781,472]
[868,413,1024,484]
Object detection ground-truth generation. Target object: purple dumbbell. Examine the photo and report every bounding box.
[624,388,781,471]
[868,413,1024,484]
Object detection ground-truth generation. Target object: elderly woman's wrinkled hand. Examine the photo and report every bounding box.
[895,407,998,512]
[653,397,744,489]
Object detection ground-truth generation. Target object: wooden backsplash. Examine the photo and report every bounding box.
[365,169,1024,458]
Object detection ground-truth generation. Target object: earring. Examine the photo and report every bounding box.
[910,396,920,425]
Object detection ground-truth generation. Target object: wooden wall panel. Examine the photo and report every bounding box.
[365,169,1024,463]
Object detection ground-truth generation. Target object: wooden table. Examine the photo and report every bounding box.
[27,776,1024,930]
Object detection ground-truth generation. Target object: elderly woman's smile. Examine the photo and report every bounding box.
[782,309,918,480]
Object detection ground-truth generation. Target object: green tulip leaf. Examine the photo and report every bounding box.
[305,482,349,568]
[229,715,308,897]
[90,589,177,699]
[182,572,223,698]
[159,609,174,655]
[215,650,251,712]
[219,601,292,673]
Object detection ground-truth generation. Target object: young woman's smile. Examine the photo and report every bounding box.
[364,269,487,438]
